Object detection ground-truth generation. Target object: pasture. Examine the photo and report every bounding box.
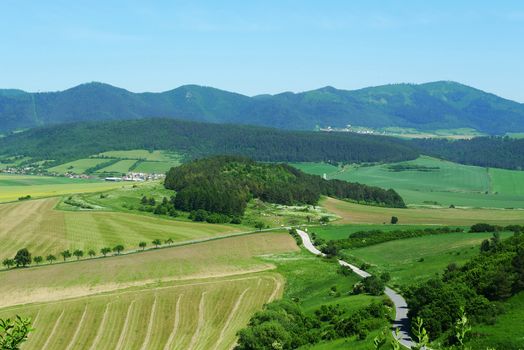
[0,174,125,203]
[95,159,138,174]
[47,159,110,174]
[0,274,282,350]
[0,197,246,262]
[310,224,452,241]
[293,157,524,208]
[341,231,513,287]
[322,197,524,226]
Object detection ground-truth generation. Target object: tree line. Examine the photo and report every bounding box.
[164,156,406,218]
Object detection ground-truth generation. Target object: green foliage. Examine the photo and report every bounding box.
[13,248,31,267]
[390,216,398,224]
[33,256,43,265]
[100,247,111,257]
[112,245,124,255]
[0,316,33,350]
[73,249,84,260]
[45,254,56,264]
[411,317,430,350]
[2,259,15,269]
[60,250,71,261]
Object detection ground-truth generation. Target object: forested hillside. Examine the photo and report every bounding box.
[164,156,406,217]
[1,81,524,134]
[0,118,418,165]
[413,137,524,170]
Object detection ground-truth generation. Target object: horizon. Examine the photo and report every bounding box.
[1,1,523,102]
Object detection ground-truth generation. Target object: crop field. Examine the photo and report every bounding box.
[310,224,456,241]
[95,150,181,162]
[342,231,513,287]
[293,157,524,208]
[0,274,280,350]
[0,174,125,203]
[95,159,138,174]
[47,159,110,174]
[132,161,179,173]
[0,197,246,262]
[322,197,524,226]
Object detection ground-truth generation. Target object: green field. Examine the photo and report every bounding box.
[292,156,524,208]
[0,231,297,349]
[96,159,138,174]
[95,150,181,162]
[132,160,179,173]
[48,159,110,174]
[0,174,126,203]
[311,224,456,241]
[340,231,513,287]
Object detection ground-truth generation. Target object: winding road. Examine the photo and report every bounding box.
[296,229,414,349]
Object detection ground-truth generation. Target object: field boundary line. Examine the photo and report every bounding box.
[139,296,158,350]
[88,302,113,350]
[64,304,88,350]
[115,299,136,350]
[214,287,250,350]
[163,294,183,350]
[41,309,64,350]
[188,291,207,350]
[267,275,283,302]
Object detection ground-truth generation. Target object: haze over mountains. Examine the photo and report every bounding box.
[1,81,523,134]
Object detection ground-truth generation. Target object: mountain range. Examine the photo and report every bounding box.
[1,81,523,134]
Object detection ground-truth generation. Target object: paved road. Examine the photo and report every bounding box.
[296,229,414,349]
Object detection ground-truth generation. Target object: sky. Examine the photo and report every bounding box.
[1,0,523,101]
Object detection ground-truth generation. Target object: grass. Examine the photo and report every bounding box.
[0,197,247,262]
[310,224,456,241]
[132,160,178,173]
[322,197,524,226]
[293,156,524,209]
[467,291,524,349]
[95,159,138,174]
[340,231,513,288]
[48,159,110,174]
[0,174,126,203]
[0,274,282,350]
[95,150,181,162]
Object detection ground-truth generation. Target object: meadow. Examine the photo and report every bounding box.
[292,156,524,209]
[0,174,125,203]
[47,159,110,174]
[339,231,513,287]
[322,197,524,226]
[0,230,296,349]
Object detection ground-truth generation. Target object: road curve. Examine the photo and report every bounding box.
[296,229,414,349]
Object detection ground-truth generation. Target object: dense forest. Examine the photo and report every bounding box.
[412,136,524,170]
[406,230,524,348]
[164,156,406,217]
[2,81,524,134]
[0,118,418,165]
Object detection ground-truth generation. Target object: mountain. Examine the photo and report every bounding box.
[1,81,523,134]
[0,118,418,165]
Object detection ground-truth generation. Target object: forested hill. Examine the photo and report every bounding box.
[165,156,406,216]
[412,137,524,170]
[0,118,418,165]
[1,81,524,134]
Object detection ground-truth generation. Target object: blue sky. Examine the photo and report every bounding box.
[1,1,523,101]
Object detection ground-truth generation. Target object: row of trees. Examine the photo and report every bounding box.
[2,238,176,269]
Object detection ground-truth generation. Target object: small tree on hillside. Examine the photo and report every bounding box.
[319,216,330,225]
[113,245,124,255]
[165,238,174,245]
[60,250,71,262]
[139,241,147,251]
[33,256,43,265]
[152,239,161,248]
[46,254,56,264]
[88,249,96,258]
[2,258,15,269]
[73,249,84,260]
[391,216,399,224]
[100,247,111,257]
[254,222,265,231]
[14,248,31,267]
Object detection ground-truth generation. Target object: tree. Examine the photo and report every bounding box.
[152,239,162,248]
[411,317,430,350]
[2,258,15,269]
[165,238,174,245]
[319,216,330,224]
[73,249,84,260]
[140,196,148,205]
[100,247,111,257]
[254,222,265,231]
[362,276,386,296]
[390,216,399,224]
[0,316,33,349]
[454,307,471,349]
[139,241,147,251]
[46,254,56,264]
[88,249,96,258]
[113,245,124,255]
[14,248,31,267]
[33,256,43,265]
[60,250,71,262]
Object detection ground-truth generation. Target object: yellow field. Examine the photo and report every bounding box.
[0,174,125,203]
[323,197,524,225]
[0,274,281,350]
[0,198,245,262]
